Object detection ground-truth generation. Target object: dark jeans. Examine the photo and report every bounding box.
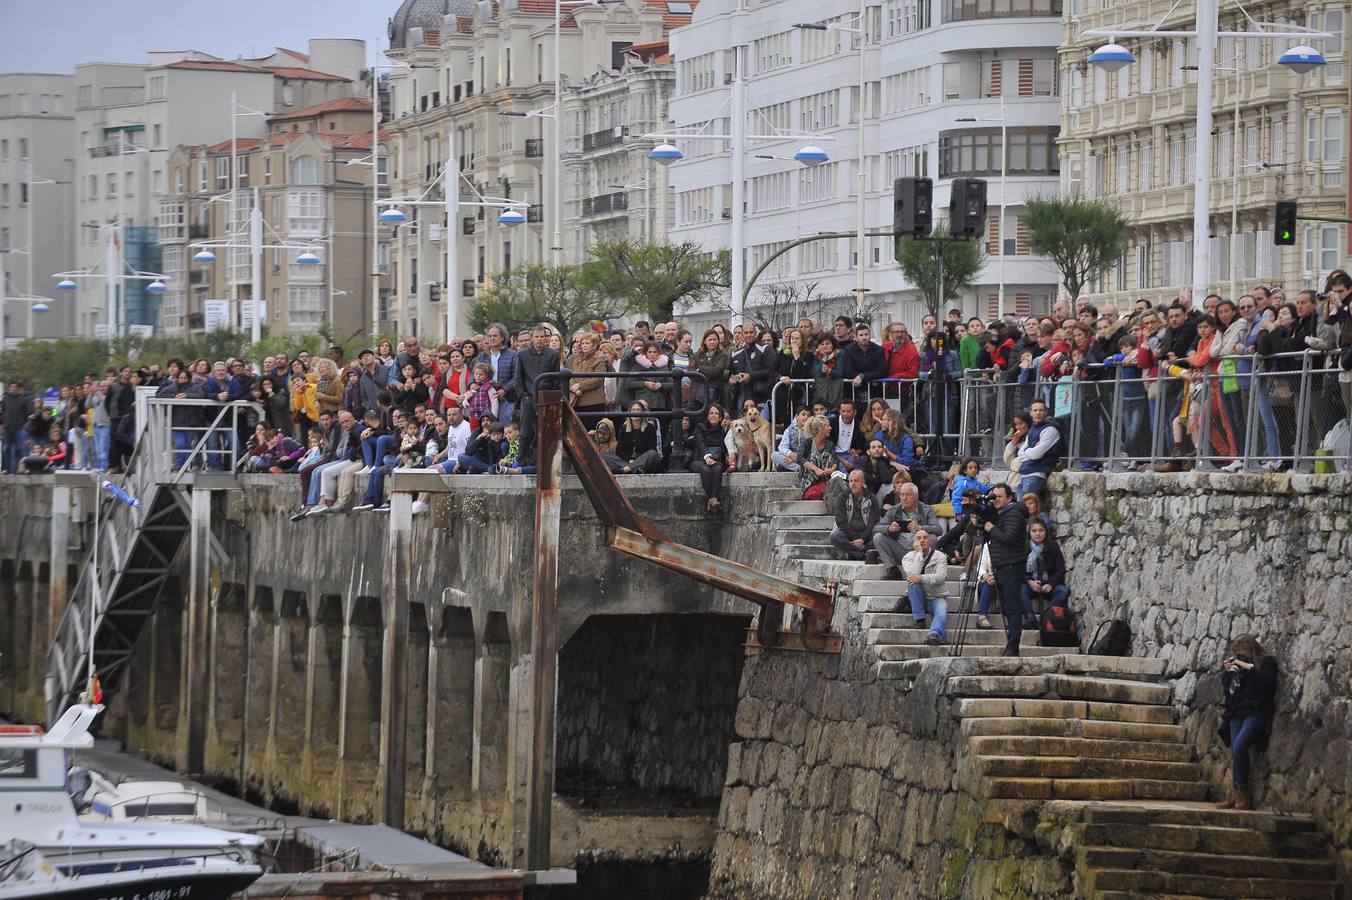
[1229,711,1269,788]
[993,563,1025,654]
[829,526,868,560]
[688,458,725,500]
[2,427,24,473]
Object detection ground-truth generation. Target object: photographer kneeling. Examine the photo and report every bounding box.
[981,483,1029,657]
[1217,636,1279,811]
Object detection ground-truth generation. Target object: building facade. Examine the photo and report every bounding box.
[667,0,1063,333]
[67,42,369,338]
[381,0,693,339]
[1059,0,1349,306]
[0,73,76,343]
[159,99,383,338]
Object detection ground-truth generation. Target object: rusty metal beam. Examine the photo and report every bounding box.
[559,402,662,541]
[525,390,563,873]
[607,527,835,619]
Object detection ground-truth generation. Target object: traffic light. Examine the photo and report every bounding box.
[949,178,988,238]
[1273,200,1297,246]
[893,177,933,237]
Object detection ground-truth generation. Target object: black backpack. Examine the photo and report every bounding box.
[1039,600,1080,647]
[1088,610,1132,656]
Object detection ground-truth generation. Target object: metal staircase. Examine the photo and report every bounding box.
[43,402,204,722]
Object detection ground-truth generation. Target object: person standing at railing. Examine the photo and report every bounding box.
[1011,400,1061,498]
[1253,302,1302,468]
[1,380,34,475]
[811,335,844,409]
[691,330,731,412]
[1102,334,1150,460]
[156,370,203,469]
[775,328,813,428]
[86,376,111,473]
[841,324,888,406]
[1158,302,1200,462]
[882,323,920,421]
[105,366,136,474]
[1215,300,1251,468]
[1319,272,1352,420]
[202,362,244,471]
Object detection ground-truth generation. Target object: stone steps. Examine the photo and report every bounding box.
[877,645,1068,663]
[945,674,1172,705]
[973,754,1202,782]
[864,612,1021,630]
[1078,846,1337,883]
[777,543,838,560]
[797,561,968,582]
[1082,803,1319,832]
[1082,867,1336,899]
[775,528,831,545]
[872,626,1038,645]
[769,514,836,530]
[982,776,1209,802]
[968,735,1194,764]
[960,716,1186,743]
[1077,821,1332,858]
[768,500,829,515]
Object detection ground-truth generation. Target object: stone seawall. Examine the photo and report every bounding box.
[1051,470,1352,883]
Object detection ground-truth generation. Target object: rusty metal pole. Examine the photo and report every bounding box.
[525,389,563,873]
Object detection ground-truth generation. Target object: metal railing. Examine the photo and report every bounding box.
[955,350,1350,475]
[140,398,261,480]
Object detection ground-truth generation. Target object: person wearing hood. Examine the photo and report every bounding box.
[633,341,673,412]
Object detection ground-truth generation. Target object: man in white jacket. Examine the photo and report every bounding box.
[901,529,949,645]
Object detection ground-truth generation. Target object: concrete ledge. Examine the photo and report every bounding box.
[1055,470,1352,496]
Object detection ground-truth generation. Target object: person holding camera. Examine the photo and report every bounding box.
[870,482,942,579]
[1216,635,1278,811]
[982,483,1029,656]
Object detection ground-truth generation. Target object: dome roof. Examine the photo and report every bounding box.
[388,0,475,48]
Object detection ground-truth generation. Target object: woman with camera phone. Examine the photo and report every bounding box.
[1216,636,1279,810]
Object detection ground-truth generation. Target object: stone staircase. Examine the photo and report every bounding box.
[925,656,1341,899]
[769,497,1048,663]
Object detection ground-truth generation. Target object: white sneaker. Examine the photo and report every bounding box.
[357,466,373,475]
[306,503,333,516]
[352,503,375,512]
[411,500,429,515]
[1222,460,1244,472]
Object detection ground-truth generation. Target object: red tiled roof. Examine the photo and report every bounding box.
[205,138,262,154]
[157,59,261,74]
[511,0,579,26]
[423,28,441,45]
[262,65,350,82]
[268,96,373,122]
[278,47,310,63]
[268,130,382,149]
[457,15,474,33]
[645,0,697,30]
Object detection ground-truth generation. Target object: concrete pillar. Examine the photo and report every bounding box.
[428,606,475,788]
[335,598,354,822]
[471,612,510,797]
[379,490,412,828]
[180,485,212,775]
[47,477,75,643]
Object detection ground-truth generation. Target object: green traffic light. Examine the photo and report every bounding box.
[1282,231,1292,240]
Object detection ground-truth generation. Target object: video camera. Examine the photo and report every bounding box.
[962,488,996,525]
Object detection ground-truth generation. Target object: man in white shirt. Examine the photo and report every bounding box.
[901,529,949,645]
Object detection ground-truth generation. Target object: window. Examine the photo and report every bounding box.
[1304,224,1343,281]
[1116,146,1130,194]
[286,189,325,235]
[749,171,791,213]
[754,32,792,73]
[0,227,8,251]
[801,17,846,62]
[0,749,37,779]
[153,124,162,147]
[676,186,715,225]
[798,162,837,203]
[289,249,324,283]
[883,67,931,113]
[679,52,716,93]
[1032,58,1055,96]
[158,200,185,240]
[667,0,692,12]
[800,238,836,273]
[937,127,1060,177]
[264,157,272,185]
[288,285,325,327]
[942,0,1062,21]
[1169,136,1184,185]
[148,75,166,100]
[799,90,838,131]
[1136,242,1149,289]
[124,170,134,196]
[0,184,8,206]
[78,84,92,108]
[0,140,7,161]
[503,240,512,272]
[18,138,28,160]
[1138,141,1152,191]
[1270,116,1286,165]
[290,156,321,184]
[173,167,184,194]
[215,156,230,190]
[107,173,118,197]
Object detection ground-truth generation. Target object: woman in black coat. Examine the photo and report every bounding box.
[1216,635,1279,811]
[687,403,729,512]
[613,401,664,473]
[258,376,291,435]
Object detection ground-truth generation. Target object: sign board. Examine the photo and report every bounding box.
[93,324,113,340]
[203,299,230,332]
[240,299,267,330]
[128,324,154,340]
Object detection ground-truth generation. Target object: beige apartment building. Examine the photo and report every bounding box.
[159,98,384,339]
[381,0,692,338]
[1060,0,1348,305]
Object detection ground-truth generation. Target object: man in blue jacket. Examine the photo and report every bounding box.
[475,323,518,424]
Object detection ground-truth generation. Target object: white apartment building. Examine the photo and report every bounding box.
[1060,0,1349,306]
[68,41,368,338]
[0,73,75,343]
[382,0,693,339]
[560,42,677,257]
[668,0,1063,333]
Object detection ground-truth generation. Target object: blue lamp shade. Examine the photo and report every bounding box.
[378,207,408,223]
[295,251,322,265]
[192,249,217,263]
[146,280,167,294]
[648,143,683,165]
[56,278,78,290]
[1088,42,1135,72]
[1278,45,1327,74]
[497,208,526,226]
[794,146,830,166]
[32,302,50,314]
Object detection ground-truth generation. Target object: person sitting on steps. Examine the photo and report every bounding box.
[899,529,948,645]
[870,482,943,580]
[829,468,879,561]
[1216,635,1279,811]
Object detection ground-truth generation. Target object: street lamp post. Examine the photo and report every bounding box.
[646,46,834,323]
[1085,2,1329,306]
[955,94,1007,318]
[52,229,168,338]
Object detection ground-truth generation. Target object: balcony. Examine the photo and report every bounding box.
[189,268,209,285]
[1096,95,1152,134]
[462,279,475,298]
[1215,68,1294,110]
[582,126,627,152]
[188,223,209,240]
[463,216,476,235]
[1150,83,1197,124]
[524,138,543,158]
[581,192,627,217]
[90,143,146,158]
[527,204,543,224]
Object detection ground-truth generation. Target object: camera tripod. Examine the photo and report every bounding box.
[946,522,1001,659]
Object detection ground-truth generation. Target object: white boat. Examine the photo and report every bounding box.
[0,705,262,899]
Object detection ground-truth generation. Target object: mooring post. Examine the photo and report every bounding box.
[524,389,563,872]
[380,487,413,828]
[182,477,217,775]
[48,473,80,643]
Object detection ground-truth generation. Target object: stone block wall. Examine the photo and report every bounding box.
[706,628,1071,899]
[1047,471,1352,882]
